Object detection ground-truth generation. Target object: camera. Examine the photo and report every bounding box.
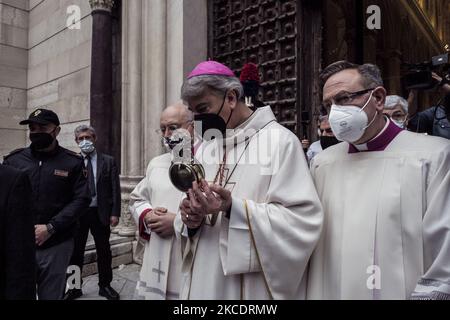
[402,53,450,91]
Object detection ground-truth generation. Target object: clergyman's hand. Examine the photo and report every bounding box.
[180,197,203,229]
[188,180,231,216]
[148,210,176,238]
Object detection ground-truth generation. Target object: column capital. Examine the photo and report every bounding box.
[89,0,114,12]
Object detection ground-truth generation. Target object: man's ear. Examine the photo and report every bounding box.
[226,90,238,110]
[55,126,61,137]
[373,87,387,111]
[186,122,195,137]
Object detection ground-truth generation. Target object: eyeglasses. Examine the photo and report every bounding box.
[156,121,193,135]
[386,114,407,121]
[156,124,181,135]
[320,128,334,134]
[322,88,376,110]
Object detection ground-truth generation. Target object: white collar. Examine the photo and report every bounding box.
[221,106,277,148]
[353,117,390,151]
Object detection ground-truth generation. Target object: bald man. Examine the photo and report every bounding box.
[129,103,194,300]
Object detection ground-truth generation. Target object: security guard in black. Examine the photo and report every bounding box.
[3,109,90,250]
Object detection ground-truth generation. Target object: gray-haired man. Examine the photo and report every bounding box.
[64,125,121,300]
[384,95,409,129]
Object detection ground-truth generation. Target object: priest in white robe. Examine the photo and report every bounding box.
[307,61,450,300]
[175,61,323,300]
[130,103,196,300]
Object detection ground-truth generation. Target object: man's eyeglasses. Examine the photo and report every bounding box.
[156,121,193,135]
[156,124,182,135]
[320,128,333,134]
[322,88,376,110]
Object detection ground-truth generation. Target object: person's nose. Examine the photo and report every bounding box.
[163,129,172,138]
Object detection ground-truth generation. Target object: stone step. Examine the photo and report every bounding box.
[81,234,136,278]
[83,241,133,264]
[85,234,134,251]
[82,253,133,278]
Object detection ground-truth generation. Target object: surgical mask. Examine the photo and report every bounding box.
[79,139,95,154]
[392,119,406,129]
[30,129,56,150]
[329,91,377,143]
[194,93,233,141]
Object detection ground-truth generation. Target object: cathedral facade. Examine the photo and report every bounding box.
[0,0,448,262]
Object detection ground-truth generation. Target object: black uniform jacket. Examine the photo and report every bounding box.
[3,143,90,249]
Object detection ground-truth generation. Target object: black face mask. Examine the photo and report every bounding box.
[163,136,183,150]
[194,93,234,141]
[320,136,339,150]
[30,129,56,150]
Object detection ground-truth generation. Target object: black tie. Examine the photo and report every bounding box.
[86,155,96,198]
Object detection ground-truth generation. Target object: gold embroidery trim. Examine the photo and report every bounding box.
[243,199,274,299]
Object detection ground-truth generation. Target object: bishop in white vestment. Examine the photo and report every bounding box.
[176,61,323,300]
[176,61,323,299]
[176,106,323,299]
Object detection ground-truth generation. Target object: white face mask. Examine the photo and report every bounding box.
[79,139,95,154]
[392,119,406,129]
[328,91,376,143]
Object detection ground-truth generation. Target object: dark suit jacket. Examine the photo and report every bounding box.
[0,164,36,300]
[94,153,121,226]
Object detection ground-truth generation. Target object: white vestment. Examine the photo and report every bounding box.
[307,130,450,300]
[307,141,323,163]
[130,153,184,300]
[175,106,323,300]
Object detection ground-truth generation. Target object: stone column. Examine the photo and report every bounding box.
[116,0,208,245]
[114,0,143,237]
[120,0,143,178]
[89,0,114,155]
[142,0,167,164]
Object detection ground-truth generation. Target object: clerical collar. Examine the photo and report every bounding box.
[349,118,403,153]
[222,106,276,148]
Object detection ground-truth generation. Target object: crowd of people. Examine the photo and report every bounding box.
[0,59,449,300]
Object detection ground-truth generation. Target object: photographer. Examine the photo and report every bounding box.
[408,72,450,139]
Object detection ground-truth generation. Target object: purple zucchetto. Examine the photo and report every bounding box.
[187,61,236,79]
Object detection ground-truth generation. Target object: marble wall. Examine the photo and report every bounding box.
[0,0,93,158]
[0,0,208,162]
[27,0,92,152]
[0,0,28,158]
